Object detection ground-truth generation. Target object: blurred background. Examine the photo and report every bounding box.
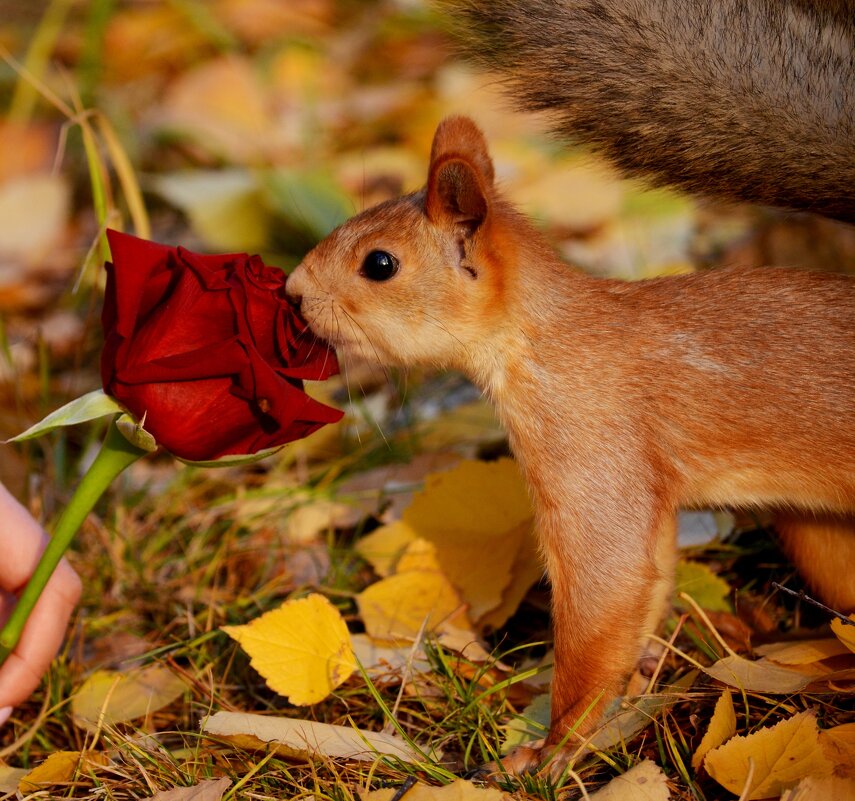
[1,0,853,497]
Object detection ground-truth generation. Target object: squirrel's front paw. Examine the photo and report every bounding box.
[469,739,578,783]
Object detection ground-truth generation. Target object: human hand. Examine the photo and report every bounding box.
[0,482,82,725]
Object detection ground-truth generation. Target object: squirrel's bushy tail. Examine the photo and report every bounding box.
[446,0,855,222]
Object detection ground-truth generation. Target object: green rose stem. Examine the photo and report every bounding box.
[0,420,147,666]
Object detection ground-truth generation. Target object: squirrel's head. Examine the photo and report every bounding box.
[286,116,513,371]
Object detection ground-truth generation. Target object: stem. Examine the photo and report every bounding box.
[0,421,146,665]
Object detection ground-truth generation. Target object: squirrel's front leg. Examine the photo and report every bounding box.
[498,490,675,778]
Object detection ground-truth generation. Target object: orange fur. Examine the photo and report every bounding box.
[287,116,855,775]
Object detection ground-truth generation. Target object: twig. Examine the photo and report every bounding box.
[772,582,854,625]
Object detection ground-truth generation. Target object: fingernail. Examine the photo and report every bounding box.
[0,707,12,727]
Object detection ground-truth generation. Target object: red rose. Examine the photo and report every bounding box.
[101,230,343,461]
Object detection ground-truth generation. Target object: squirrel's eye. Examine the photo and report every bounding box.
[360,250,399,282]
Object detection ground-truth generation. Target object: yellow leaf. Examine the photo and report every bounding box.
[691,690,736,770]
[223,594,355,705]
[401,458,535,623]
[202,711,425,763]
[704,711,833,799]
[820,723,855,778]
[705,654,817,692]
[756,638,850,665]
[356,521,418,577]
[780,775,855,801]
[18,751,109,794]
[831,616,855,654]
[71,665,186,731]
[357,570,463,643]
[478,521,543,632]
[674,560,731,612]
[363,778,508,801]
[397,538,443,573]
[588,760,670,800]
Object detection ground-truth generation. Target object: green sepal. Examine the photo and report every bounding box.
[7,389,124,442]
[178,446,283,468]
[115,413,158,453]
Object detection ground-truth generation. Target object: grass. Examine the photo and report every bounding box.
[1,2,852,798]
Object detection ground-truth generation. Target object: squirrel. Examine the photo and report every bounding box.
[445,0,855,223]
[286,0,855,778]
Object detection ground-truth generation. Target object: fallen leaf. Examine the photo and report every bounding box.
[0,174,70,263]
[755,638,850,665]
[674,560,731,612]
[356,521,417,577]
[18,751,110,793]
[202,711,426,763]
[350,633,431,677]
[502,692,550,752]
[588,760,670,800]
[223,594,355,705]
[779,775,855,801]
[704,711,833,799]
[400,458,536,624]
[364,778,508,801]
[356,569,463,643]
[151,170,269,252]
[150,777,231,801]
[691,690,736,770]
[155,55,277,163]
[0,765,27,793]
[831,617,855,654]
[705,654,818,692]
[72,665,186,731]
[820,723,855,777]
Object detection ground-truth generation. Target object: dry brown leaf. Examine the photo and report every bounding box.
[223,594,355,705]
[18,751,110,794]
[779,775,855,801]
[691,690,736,770]
[704,654,818,692]
[71,665,186,731]
[588,760,670,800]
[155,55,278,163]
[202,711,426,763]
[0,174,69,264]
[150,777,231,801]
[350,633,431,677]
[214,0,332,43]
[0,765,27,793]
[364,778,508,801]
[755,638,850,665]
[820,723,855,778]
[704,711,833,799]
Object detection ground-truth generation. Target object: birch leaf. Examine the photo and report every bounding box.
[72,665,186,731]
[202,711,425,763]
[831,617,855,654]
[691,690,736,770]
[705,654,817,692]
[588,760,670,800]
[223,594,355,705]
[364,778,508,801]
[704,711,833,799]
[779,775,855,801]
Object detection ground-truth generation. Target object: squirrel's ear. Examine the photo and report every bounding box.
[426,116,494,231]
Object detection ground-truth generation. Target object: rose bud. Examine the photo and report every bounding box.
[100,230,343,462]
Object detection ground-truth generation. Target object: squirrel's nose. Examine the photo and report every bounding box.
[284,269,304,308]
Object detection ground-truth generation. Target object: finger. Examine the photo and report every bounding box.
[0,483,53,591]
[0,560,82,708]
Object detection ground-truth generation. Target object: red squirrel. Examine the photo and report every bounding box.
[286,0,855,776]
[286,115,854,773]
